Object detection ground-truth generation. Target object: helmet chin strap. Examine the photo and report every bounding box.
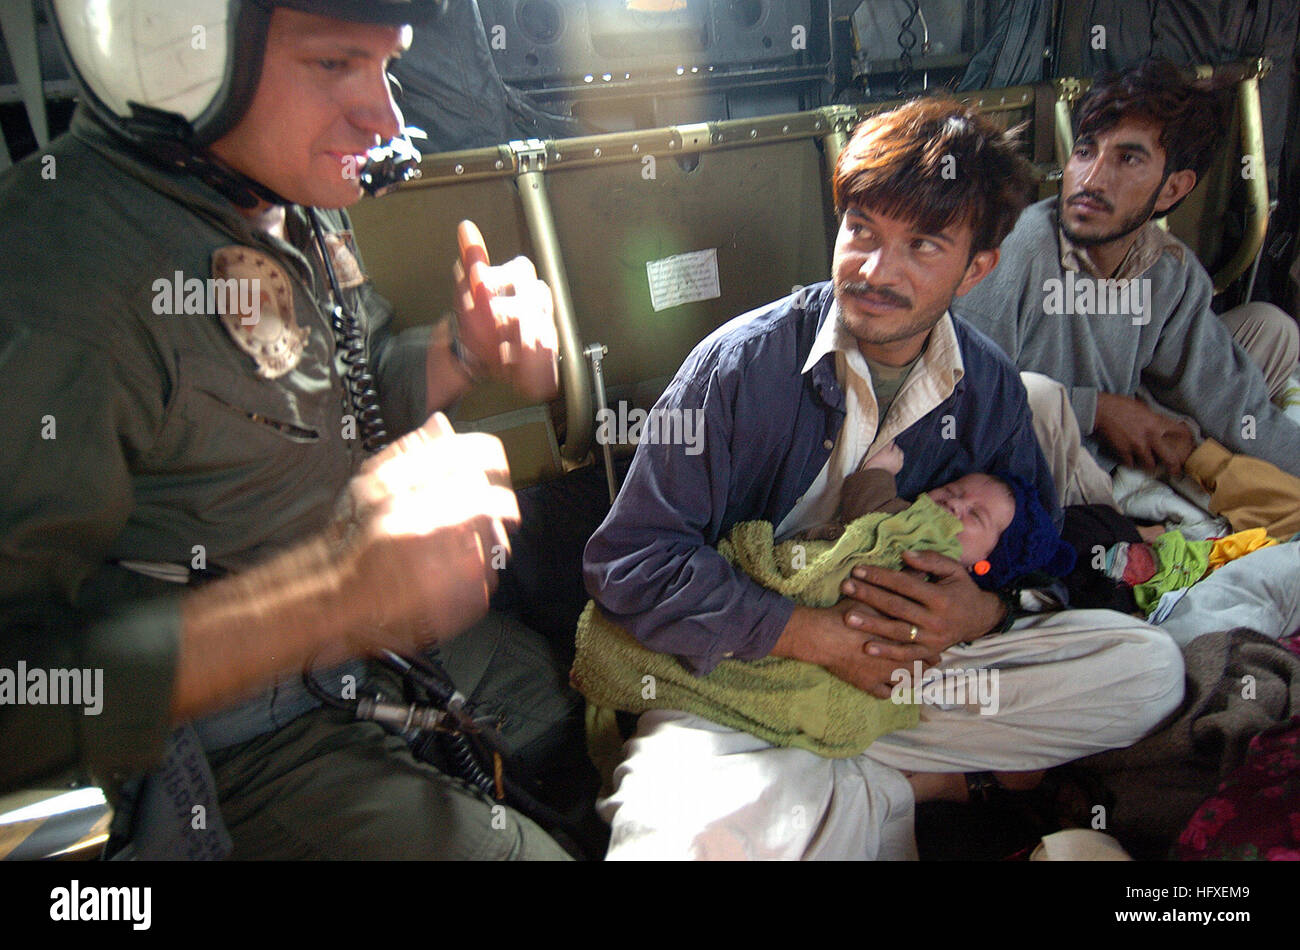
[117,103,290,209]
[160,143,291,210]
[116,103,424,208]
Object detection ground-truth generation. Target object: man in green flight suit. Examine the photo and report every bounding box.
[0,0,570,859]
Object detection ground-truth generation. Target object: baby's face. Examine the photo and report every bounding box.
[925,474,1015,566]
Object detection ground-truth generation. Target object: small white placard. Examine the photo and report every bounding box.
[646,249,721,312]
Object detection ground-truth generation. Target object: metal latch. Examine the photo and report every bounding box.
[508,138,548,174]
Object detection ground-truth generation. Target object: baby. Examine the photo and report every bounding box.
[801,443,1075,590]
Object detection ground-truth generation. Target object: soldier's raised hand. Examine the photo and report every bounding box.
[451,220,560,402]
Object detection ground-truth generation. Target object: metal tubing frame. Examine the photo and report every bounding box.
[1051,77,1086,168]
[405,92,1037,194]
[509,140,594,462]
[1212,62,1271,294]
[0,0,49,150]
[386,85,1074,462]
[583,343,618,503]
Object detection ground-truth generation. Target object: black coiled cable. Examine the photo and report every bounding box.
[445,732,496,797]
[300,213,593,856]
[390,650,503,798]
[309,209,389,454]
[387,651,589,853]
[305,211,506,797]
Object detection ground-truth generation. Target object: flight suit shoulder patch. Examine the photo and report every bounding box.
[322,230,366,290]
[211,245,308,380]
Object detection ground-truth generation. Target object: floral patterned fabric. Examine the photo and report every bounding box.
[1177,714,1300,860]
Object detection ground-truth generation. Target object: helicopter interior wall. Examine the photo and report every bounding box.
[1163,100,1237,278]
[955,0,1051,91]
[391,0,587,153]
[1055,0,1298,170]
[346,134,834,482]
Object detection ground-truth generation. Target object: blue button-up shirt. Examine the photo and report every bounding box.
[582,282,1057,675]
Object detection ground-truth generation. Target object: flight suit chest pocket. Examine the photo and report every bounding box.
[162,349,334,468]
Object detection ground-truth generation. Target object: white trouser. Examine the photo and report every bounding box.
[1217,302,1299,403]
[1020,372,1118,508]
[600,609,1184,860]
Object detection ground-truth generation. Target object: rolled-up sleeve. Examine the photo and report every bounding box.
[0,322,178,793]
[2,596,180,792]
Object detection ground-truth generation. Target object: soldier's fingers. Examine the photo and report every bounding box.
[457,220,490,271]
[519,285,558,353]
[498,255,539,286]
[464,432,515,494]
[355,412,453,478]
[468,261,509,340]
[373,482,519,539]
[420,411,456,440]
[356,429,509,511]
[472,257,541,302]
[489,281,554,363]
[452,259,476,317]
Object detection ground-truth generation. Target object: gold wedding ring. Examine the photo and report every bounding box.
[908,625,919,642]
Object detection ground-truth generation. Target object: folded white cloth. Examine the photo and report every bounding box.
[1030,829,1133,861]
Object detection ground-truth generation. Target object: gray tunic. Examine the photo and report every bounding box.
[955,197,1300,476]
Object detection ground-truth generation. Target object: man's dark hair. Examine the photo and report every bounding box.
[1075,58,1229,183]
[833,96,1036,255]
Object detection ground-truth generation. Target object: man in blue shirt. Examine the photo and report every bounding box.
[583,97,1185,859]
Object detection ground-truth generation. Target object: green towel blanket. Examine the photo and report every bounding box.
[1132,529,1214,614]
[573,493,965,759]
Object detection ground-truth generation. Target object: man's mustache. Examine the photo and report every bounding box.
[836,280,912,309]
[1066,190,1114,212]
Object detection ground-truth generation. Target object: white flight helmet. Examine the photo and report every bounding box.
[48,0,441,201]
[49,0,442,146]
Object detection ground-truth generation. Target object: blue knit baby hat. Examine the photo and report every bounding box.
[972,471,1076,591]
